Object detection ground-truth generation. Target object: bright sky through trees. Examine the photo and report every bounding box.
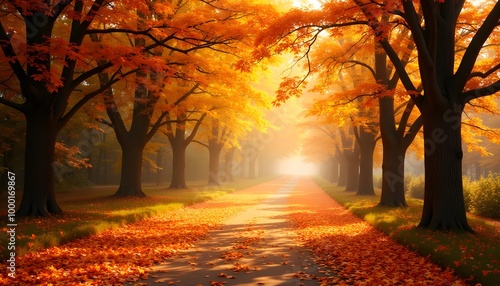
[278,155,319,175]
[292,0,323,9]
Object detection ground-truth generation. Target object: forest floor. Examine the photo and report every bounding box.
[2,176,470,285]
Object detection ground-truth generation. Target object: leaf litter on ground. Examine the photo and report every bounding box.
[0,178,285,285]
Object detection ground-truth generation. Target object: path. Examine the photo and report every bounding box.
[136,177,324,285]
[1,176,467,285]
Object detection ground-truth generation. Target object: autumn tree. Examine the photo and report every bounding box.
[300,122,342,183]
[0,1,279,212]
[254,6,424,203]
[253,0,500,230]
[194,100,269,186]
[90,0,271,195]
[0,0,201,215]
[0,1,139,215]
[353,0,500,231]
[301,37,382,195]
[165,107,207,189]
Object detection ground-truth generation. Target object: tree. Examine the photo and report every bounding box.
[0,1,279,210]
[196,102,269,186]
[91,0,272,196]
[0,1,120,215]
[0,0,190,215]
[189,48,272,186]
[304,43,381,195]
[300,122,342,183]
[165,106,207,189]
[253,0,500,230]
[355,0,500,231]
[254,6,423,203]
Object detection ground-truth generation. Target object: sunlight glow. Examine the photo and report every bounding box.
[278,155,319,176]
[292,0,323,10]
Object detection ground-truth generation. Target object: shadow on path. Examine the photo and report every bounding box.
[134,177,325,286]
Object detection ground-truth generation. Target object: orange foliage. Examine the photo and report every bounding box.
[288,178,466,285]
[0,183,278,285]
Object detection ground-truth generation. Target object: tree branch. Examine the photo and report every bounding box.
[0,96,24,112]
[95,117,113,128]
[192,139,209,148]
[456,1,500,96]
[0,22,29,88]
[402,115,423,149]
[185,113,207,144]
[463,79,500,101]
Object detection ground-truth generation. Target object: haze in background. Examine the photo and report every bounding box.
[278,155,319,175]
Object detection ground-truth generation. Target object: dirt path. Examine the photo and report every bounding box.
[137,177,323,286]
[2,176,468,285]
[136,176,467,286]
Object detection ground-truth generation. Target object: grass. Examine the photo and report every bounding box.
[0,177,273,261]
[313,177,500,286]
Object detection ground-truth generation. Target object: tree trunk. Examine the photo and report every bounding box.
[379,145,407,207]
[114,140,146,197]
[418,109,473,231]
[378,96,409,207]
[208,144,222,185]
[337,151,348,187]
[17,112,62,216]
[330,156,339,183]
[156,147,163,186]
[224,147,236,182]
[169,139,188,189]
[375,48,409,206]
[356,129,376,196]
[344,143,360,192]
[248,156,257,179]
[1,147,13,192]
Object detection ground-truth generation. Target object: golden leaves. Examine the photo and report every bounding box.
[287,178,467,285]
[0,181,277,285]
[274,76,308,107]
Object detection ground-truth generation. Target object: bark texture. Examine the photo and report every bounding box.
[418,108,472,231]
[17,111,62,216]
[356,128,376,196]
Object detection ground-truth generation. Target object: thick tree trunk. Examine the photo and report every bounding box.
[208,145,222,186]
[169,140,188,189]
[114,140,146,197]
[344,143,360,192]
[418,109,473,231]
[379,146,408,207]
[378,97,408,206]
[356,130,376,196]
[17,112,62,216]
